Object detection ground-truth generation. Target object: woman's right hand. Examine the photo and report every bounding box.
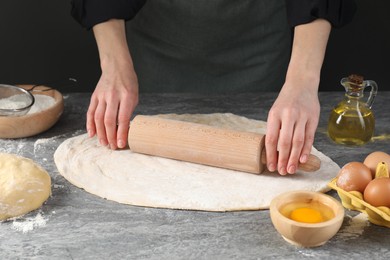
[88,19,138,150]
[87,58,139,150]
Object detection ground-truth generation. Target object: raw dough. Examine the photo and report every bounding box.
[0,153,51,220]
[54,113,340,211]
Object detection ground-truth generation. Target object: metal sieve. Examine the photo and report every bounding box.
[0,84,35,116]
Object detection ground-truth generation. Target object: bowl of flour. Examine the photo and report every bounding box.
[0,84,64,138]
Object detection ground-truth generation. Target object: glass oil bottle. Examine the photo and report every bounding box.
[328,74,378,145]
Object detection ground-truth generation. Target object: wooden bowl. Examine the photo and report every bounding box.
[0,85,64,138]
[270,190,344,247]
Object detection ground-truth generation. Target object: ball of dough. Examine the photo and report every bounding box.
[0,153,51,221]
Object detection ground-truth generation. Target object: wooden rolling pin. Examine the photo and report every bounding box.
[128,115,321,174]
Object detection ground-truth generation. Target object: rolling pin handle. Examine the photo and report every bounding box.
[260,149,321,173]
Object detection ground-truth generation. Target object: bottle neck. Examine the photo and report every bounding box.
[345,85,364,99]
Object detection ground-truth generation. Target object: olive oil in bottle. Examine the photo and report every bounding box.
[328,74,378,145]
[328,101,375,145]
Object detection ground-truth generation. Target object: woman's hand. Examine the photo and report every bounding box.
[88,19,138,150]
[87,58,139,150]
[265,80,320,175]
[265,18,330,175]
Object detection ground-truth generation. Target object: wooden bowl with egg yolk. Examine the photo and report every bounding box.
[0,85,64,138]
[270,190,344,247]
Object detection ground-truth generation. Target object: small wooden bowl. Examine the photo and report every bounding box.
[270,190,344,247]
[0,85,64,138]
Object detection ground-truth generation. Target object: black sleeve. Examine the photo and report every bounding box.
[285,0,357,28]
[70,0,146,29]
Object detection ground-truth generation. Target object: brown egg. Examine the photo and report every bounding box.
[336,162,372,192]
[363,178,390,207]
[363,151,390,178]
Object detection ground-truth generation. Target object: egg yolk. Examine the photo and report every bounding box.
[289,207,324,223]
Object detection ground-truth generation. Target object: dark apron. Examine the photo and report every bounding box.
[127,0,291,93]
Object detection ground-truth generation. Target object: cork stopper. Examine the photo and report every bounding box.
[348,74,364,85]
[347,74,364,92]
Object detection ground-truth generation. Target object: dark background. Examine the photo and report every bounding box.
[0,0,389,93]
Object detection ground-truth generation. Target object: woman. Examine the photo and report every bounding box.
[71,0,356,175]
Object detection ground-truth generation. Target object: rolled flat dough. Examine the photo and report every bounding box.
[54,113,340,211]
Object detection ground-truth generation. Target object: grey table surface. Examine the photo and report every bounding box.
[1,92,389,260]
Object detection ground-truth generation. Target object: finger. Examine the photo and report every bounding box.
[86,96,98,138]
[116,100,134,149]
[300,118,318,163]
[94,101,108,146]
[105,99,120,150]
[287,122,306,174]
[277,121,294,175]
[265,114,281,172]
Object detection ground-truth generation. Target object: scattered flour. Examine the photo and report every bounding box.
[11,212,48,233]
[53,184,65,189]
[0,94,55,114]
[298,250,317,257]
[336,213,369,240]
[33,136,59,155]
[33,130,85,156]
[0,139,28,154]
[34,136,59,147]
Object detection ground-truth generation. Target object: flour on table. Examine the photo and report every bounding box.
[11,212,48,233]
[336,213,369,240]
[0,139,28,154]
[54,113,340,212]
